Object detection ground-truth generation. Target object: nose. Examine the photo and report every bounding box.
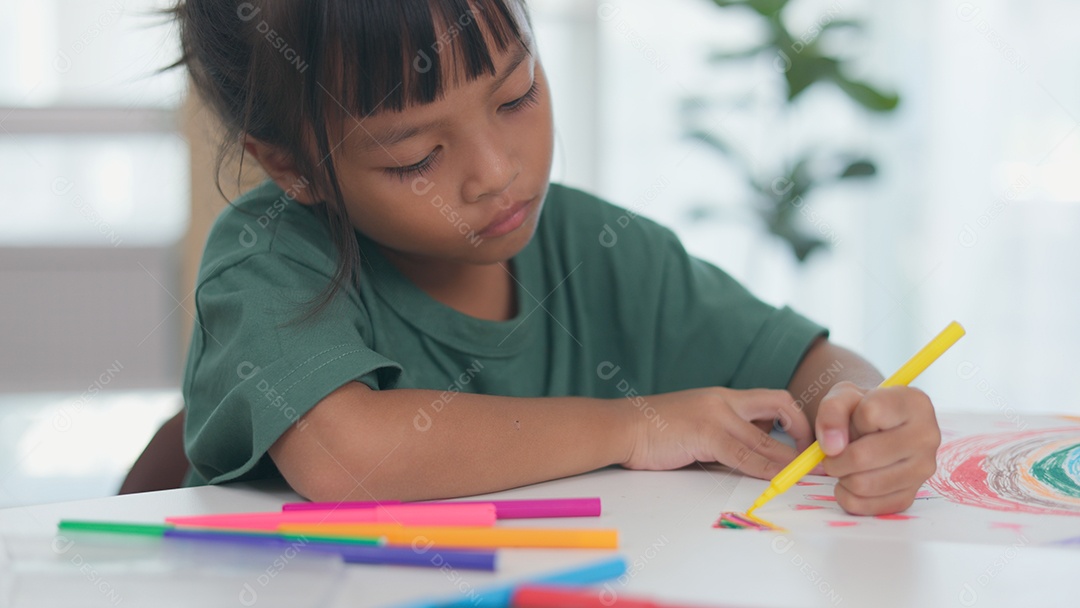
[461,124,519,204]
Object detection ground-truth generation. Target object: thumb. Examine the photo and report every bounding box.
[815,382,864,457]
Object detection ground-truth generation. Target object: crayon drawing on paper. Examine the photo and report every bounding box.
[929,426,1080,516]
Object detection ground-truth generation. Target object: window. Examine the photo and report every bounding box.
[0,0,188,247]
[0,0,187,393]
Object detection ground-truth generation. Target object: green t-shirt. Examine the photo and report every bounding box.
[182,181,826,485]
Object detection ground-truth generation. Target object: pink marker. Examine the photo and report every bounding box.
[281,497,601,520]
[166,503,495,531]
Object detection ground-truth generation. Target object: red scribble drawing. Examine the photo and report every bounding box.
[806,495,837,502]
[874,514,916,521]
[827,521,858,527]
[989,522,1024,531]
[794,504,825,511]
[796,481,824,486]
[928,427,1080,517]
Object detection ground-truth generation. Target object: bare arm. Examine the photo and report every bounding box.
[270,382,634,502]
[270,382,813,502]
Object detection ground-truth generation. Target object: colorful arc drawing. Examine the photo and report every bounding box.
[929,427,1080,517]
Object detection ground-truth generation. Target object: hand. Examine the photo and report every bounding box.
[816,381,941,515]
[622,387,813,479]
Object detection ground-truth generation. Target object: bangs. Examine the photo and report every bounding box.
[322,0,528,117]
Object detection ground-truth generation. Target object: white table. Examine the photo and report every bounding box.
[3,414,1080,607]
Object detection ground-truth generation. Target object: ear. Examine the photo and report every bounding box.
[243,136,320,205]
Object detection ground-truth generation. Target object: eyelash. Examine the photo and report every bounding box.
[501,81,540,113]
[385,150,440,181]
[384,81,541,182]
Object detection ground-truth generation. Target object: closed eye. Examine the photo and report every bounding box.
[500,80,540,113]
[383,148,440,181]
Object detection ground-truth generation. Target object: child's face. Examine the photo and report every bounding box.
[326,34,554,266]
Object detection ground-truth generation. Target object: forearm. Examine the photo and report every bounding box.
[271,382,632,502]
[787,337,884,429]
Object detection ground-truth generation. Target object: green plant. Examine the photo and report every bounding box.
[683,0,899,261]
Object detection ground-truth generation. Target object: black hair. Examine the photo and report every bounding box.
[167,0,530,319]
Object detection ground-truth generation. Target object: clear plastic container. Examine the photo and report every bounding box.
[0,531,345,608]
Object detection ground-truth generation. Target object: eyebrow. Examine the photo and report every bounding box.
[488,45,530,96]
[357,45,531,154]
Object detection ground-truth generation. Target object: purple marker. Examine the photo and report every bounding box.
[162,529,496,571]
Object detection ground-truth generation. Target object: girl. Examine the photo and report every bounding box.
[174,0,940,515]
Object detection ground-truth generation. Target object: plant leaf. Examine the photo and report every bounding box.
[746,0,788,17]
[783,54,840,101]
[708,46,771,63]
[839,159,876,178]
[820,19,863,33]
[686,129,734,157]
[830,73,899,111]
[762,212,828,261]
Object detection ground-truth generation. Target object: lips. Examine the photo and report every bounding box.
[478,197,535,239]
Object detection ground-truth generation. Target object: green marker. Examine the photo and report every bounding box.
[58,520,172,536]
[57,520,382,545]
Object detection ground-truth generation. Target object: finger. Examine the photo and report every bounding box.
[731,389,813,452]
[815,382,864,456]
[725,416,800,466]
[826,410,942,478]
[823,426,914,478]
[835,456,937,499]
[851,387,929,436]
[716,433,790,480]
[835,482,921,516]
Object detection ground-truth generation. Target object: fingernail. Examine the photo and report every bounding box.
[822,430,845,455]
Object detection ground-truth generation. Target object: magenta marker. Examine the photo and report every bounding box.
[281,497,602,519]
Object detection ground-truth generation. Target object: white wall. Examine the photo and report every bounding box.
[537,0,1080,416]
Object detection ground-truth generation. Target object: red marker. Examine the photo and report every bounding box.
[510,586,722,608]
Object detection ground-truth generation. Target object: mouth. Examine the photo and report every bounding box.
[478,196,536,239]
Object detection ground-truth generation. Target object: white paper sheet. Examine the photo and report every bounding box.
[722,413,1080,546]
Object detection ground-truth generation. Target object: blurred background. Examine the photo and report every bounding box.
[1,0,1077,508]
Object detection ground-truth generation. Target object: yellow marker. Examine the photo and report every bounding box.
[740,511,786,531]
[747,321,966,516]
[279,523,619,549]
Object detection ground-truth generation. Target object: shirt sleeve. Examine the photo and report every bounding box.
[182,253,402,485]
[651,229,828,392]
